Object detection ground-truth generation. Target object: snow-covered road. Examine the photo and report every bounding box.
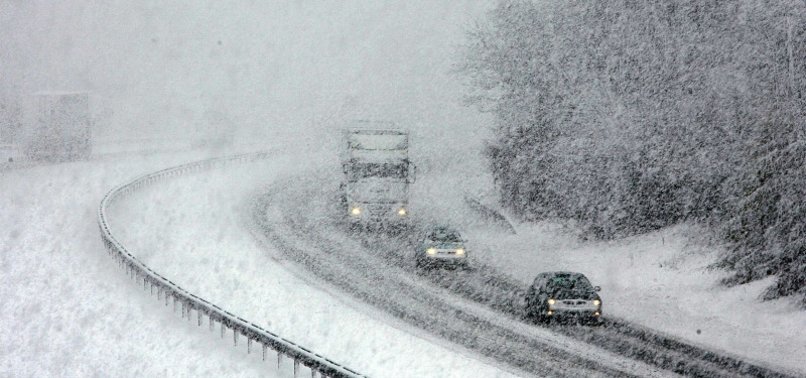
[107,152,521,377]
[3,148,803,377]
[256,171,670,377]
[258,169,799,378]
[105,150,796,377]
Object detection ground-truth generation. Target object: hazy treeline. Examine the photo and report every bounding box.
[461,0,806,302]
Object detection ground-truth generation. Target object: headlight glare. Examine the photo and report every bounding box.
[593,299,601,307]
[398,208,407,216]
[455,248,465,256]
[350,207,361,216]
[426,248,437,255]
[547,298,556,306]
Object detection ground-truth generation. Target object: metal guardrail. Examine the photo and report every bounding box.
[97,151,366,378]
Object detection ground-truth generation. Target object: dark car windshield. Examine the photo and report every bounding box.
[545,275,596,298]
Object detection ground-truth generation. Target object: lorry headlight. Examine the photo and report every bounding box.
[350,207,361,216]
[547,298,556,306]
[593,299,601,307]
[397,208,407,216]
[455,248,465,256]
[426,248,437,255]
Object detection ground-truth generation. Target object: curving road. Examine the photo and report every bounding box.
[252,172,796,378]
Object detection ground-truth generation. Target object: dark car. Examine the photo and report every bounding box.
[415,225,469,269]
[525,271,602,324]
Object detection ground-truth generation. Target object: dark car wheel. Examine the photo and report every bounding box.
[587,316,604,326]
[525,301,547,324]
[415,256,430,270]
[525,306,538,322]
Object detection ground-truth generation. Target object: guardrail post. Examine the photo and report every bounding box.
[262,344,267,361]
[277,352,282,369]
[233,329,238,347]
[293,359,299,378]
[221,322,225,339]
[247,338,252,354]
[209,315,214,331]
[197,310,202,326]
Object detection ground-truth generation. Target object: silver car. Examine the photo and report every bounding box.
[415,226,469,269]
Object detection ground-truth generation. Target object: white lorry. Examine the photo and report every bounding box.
[341,126,416,228]
[21,91,91,161]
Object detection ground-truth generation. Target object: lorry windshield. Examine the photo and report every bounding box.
[348,134,408,150]
[346,162,407,181]
[348,178,407,202]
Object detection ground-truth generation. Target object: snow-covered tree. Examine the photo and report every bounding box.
[461,0,806,303]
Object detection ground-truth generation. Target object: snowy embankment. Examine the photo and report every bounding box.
[470,223,806,375]
[106,151,517,378]
[1,147,513,377]
[0,149,283,377]
[414,167,806,376]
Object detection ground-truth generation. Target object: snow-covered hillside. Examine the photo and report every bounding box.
[0,150,287,377]
[2,1,804,377]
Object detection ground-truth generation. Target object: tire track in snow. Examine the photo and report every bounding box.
[254,172,796,378]
[252,177,663,378]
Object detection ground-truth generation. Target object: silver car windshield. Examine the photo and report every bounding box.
[429,230,462,242]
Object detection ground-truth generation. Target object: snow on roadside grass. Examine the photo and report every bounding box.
[463,214,806,375]
[412,164,805,375]
[0,151,287,377]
